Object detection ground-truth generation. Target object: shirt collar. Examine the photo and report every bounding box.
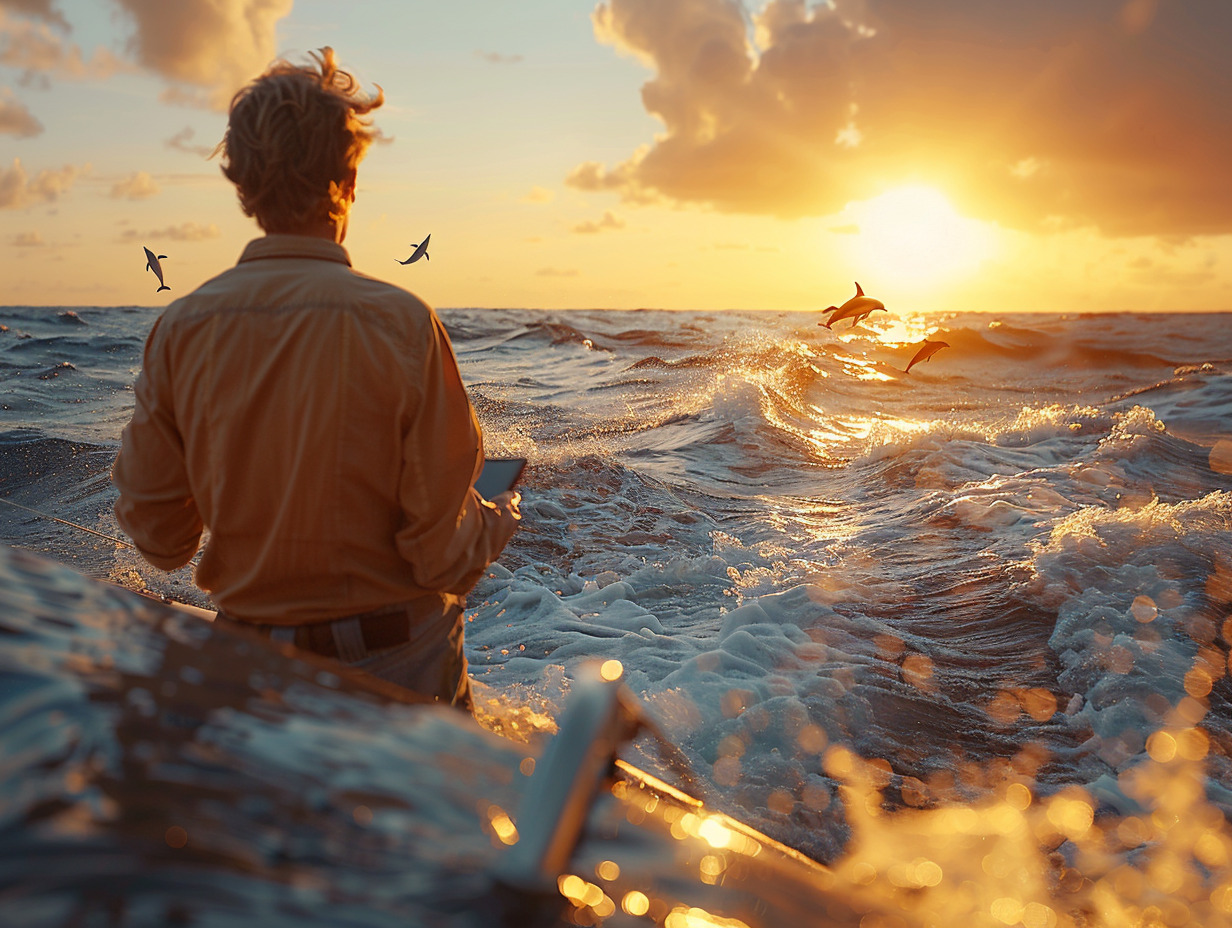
[237,234,352,267]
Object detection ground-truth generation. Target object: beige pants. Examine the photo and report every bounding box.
[216,594,473,713]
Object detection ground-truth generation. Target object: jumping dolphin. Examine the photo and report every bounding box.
[397,234,431,265]
[143,247,170,292]
[820,282,885,328]
[904,340,949,373]
[831,304,887,328]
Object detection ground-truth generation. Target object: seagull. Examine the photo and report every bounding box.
[143,247,170,292]
[820,282,885,328]
[397,234,431,265]
[904,340,950,373]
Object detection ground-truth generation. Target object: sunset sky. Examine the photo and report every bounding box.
[2,0,1230,313]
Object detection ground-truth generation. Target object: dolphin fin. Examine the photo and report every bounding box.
[424,253,429,261]
[158,255,167,260]
[157,285,170,292]
[855,282,864,296]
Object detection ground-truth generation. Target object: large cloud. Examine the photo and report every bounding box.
[0,1,289,107]
[575,0,1232,237]
[111,0,294,109]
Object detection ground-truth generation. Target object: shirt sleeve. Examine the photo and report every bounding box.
[394,310,512,594]
[112,315,204,570]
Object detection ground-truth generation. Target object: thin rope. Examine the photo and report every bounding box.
[0,496,135,549]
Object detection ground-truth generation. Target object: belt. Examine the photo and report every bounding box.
[221,605,412,661]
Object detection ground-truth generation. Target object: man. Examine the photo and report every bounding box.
[112,48,520,712]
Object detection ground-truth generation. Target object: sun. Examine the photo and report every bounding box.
[838,185,997,289]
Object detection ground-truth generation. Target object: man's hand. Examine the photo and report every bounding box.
[488,490,522,520]
[484,490,522,549]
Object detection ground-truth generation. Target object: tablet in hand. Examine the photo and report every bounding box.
[474,457,526,499]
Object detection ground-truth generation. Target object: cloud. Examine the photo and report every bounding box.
[0,0,69,31]
[521,185,554,204]
[536,267,580,277]
[476,50,524,65]
[118,222,220,242]
[566,160,625,194]
[0,157,79,209]
[0,12,130,85]
[156,84,214,109]
[565,152,660,205]
[12,229,44,246]
[112,0,295,110]
[572,210,626,234]
[110,171,161,200]
[165,126,217,158]
[577,0,1232,237]
[0,89,41,136]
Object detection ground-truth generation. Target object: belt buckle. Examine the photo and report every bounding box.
[329,616,367,662]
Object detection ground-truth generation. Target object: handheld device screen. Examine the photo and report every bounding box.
[474,457,526,499]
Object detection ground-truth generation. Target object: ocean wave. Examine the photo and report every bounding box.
[506,319,601,349]
[7,306,1232,887]
[1109,365,1232,443]
[901,322,1180,372]
[1023,491,1232,810]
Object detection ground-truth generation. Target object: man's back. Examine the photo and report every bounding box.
[114,235,497,623]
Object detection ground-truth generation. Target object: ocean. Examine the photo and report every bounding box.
[2,304,1231,925]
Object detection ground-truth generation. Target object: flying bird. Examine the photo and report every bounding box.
[820,282,885,328]
[397,234,431,265]
[904,340,950,373]
[143,247,170,292]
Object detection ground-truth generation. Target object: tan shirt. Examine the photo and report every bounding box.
[113,235,513,624]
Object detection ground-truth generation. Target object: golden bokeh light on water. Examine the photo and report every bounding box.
[812,745,1232,927]
[621,890,650,916]
[664,905,753,928]
[486,804,519,846]
[558,872,618,919]
[547,602,1232,928]
[536,528,1232,926]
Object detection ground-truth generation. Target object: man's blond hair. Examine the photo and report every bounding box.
[219,47,383,234]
